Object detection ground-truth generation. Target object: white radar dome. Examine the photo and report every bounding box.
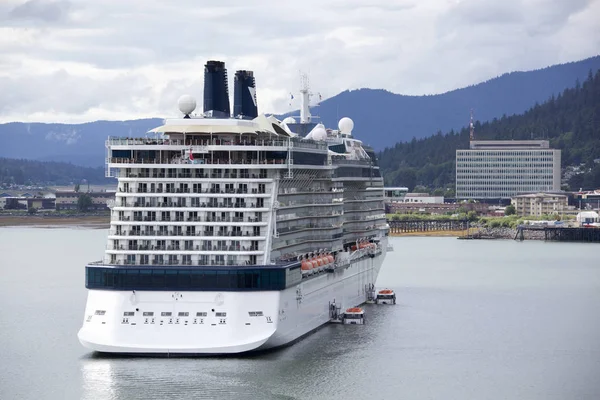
[283,117,296,124]
[310,124,328,141]
[178,94,197,116]
[338,117,354,134]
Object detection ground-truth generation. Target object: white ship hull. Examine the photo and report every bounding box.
[78,238,387,355]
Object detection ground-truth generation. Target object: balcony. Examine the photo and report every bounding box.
[110,157,288,166]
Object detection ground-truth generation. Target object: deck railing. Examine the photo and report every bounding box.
[106,137,327,150]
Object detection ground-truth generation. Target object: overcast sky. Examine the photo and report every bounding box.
[0,0,598,123]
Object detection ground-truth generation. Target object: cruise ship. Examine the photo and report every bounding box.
[78,60,390,354]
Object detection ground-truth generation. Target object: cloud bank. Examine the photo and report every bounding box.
[0,0,598,123]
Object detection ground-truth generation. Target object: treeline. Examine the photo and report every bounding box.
[0,158,110,186]
[379,69,600,191]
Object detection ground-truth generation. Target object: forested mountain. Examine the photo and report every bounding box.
[284,55,600,149]
[0,158,110,186]
[1,56,598,167]
[2,69,599,189]
[379,69,600,192]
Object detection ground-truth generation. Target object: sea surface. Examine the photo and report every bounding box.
[1,227,599,399]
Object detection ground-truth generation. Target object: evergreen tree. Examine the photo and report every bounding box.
[379,69,600,190]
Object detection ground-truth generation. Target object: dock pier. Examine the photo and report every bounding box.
[388,219,469,234]
[515,225,600,243]
[544,227,600,242]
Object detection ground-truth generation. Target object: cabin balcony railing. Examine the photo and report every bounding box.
[107,137,291,147]
[107,136,327,151]
[109,157,288,166]
[115,202,262,209]
[106,244,259,252]
[121,172,257,180]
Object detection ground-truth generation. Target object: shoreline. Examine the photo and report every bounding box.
[0,214,110,228]
[389,229,475,238]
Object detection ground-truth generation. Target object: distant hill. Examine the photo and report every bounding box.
[379,69,600,192]
[0,55,598,167]
[0,119,161,167]
[285,55,600,149]
[0,158,110,186]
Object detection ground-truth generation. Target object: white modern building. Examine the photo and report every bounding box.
[383,187,408,202]
[397,193,444,204]
[456,140,561,199]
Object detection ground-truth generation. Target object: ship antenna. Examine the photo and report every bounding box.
[469,108,475,141]
[300,72,311,124]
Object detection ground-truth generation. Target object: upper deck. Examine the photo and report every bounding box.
[104,115,379,174]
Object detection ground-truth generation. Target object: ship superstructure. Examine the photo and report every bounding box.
[78,61,389,354]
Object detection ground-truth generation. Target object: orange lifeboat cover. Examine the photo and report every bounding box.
[301,260,311,271]
[346,307,363,313]
[311,259,319,268]
[327,254,334,263]
[379,289,393,294]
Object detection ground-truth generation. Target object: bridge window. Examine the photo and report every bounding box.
[86,266,289,291]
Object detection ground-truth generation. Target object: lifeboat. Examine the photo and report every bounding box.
[343,307,365,324]
[376,288,396,305]
[316,257,324,267]
[310,258,319,269]
[327,254,334,263]
[346,307,363,313]
[301,260,312,272]
[350,245,357,251]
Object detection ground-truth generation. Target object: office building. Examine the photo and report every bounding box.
[456,140,561,199]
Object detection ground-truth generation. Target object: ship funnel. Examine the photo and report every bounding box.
[203,60,231,118]
[233,70,258,119]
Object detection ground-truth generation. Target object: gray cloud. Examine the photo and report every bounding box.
[9,0,72,22]
[0,0,598,123]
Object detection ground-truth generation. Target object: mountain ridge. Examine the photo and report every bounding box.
[295,55,600,149]
[379,68,600,192]
[1,55,599,166]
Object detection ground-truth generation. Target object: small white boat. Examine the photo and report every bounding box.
[343,307,365,325]
[376,289,396,305]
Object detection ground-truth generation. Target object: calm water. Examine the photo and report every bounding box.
[1,227,600,399]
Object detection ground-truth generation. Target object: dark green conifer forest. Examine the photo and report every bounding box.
[379,69,600,192]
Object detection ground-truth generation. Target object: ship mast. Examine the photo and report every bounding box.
[299,73,311,124]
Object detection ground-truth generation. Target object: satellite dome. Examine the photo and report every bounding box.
[178,94,197,116]
[338,117,354,134]
[283,117,296,124]
[307,123,327,141]
[312,127,327,141]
